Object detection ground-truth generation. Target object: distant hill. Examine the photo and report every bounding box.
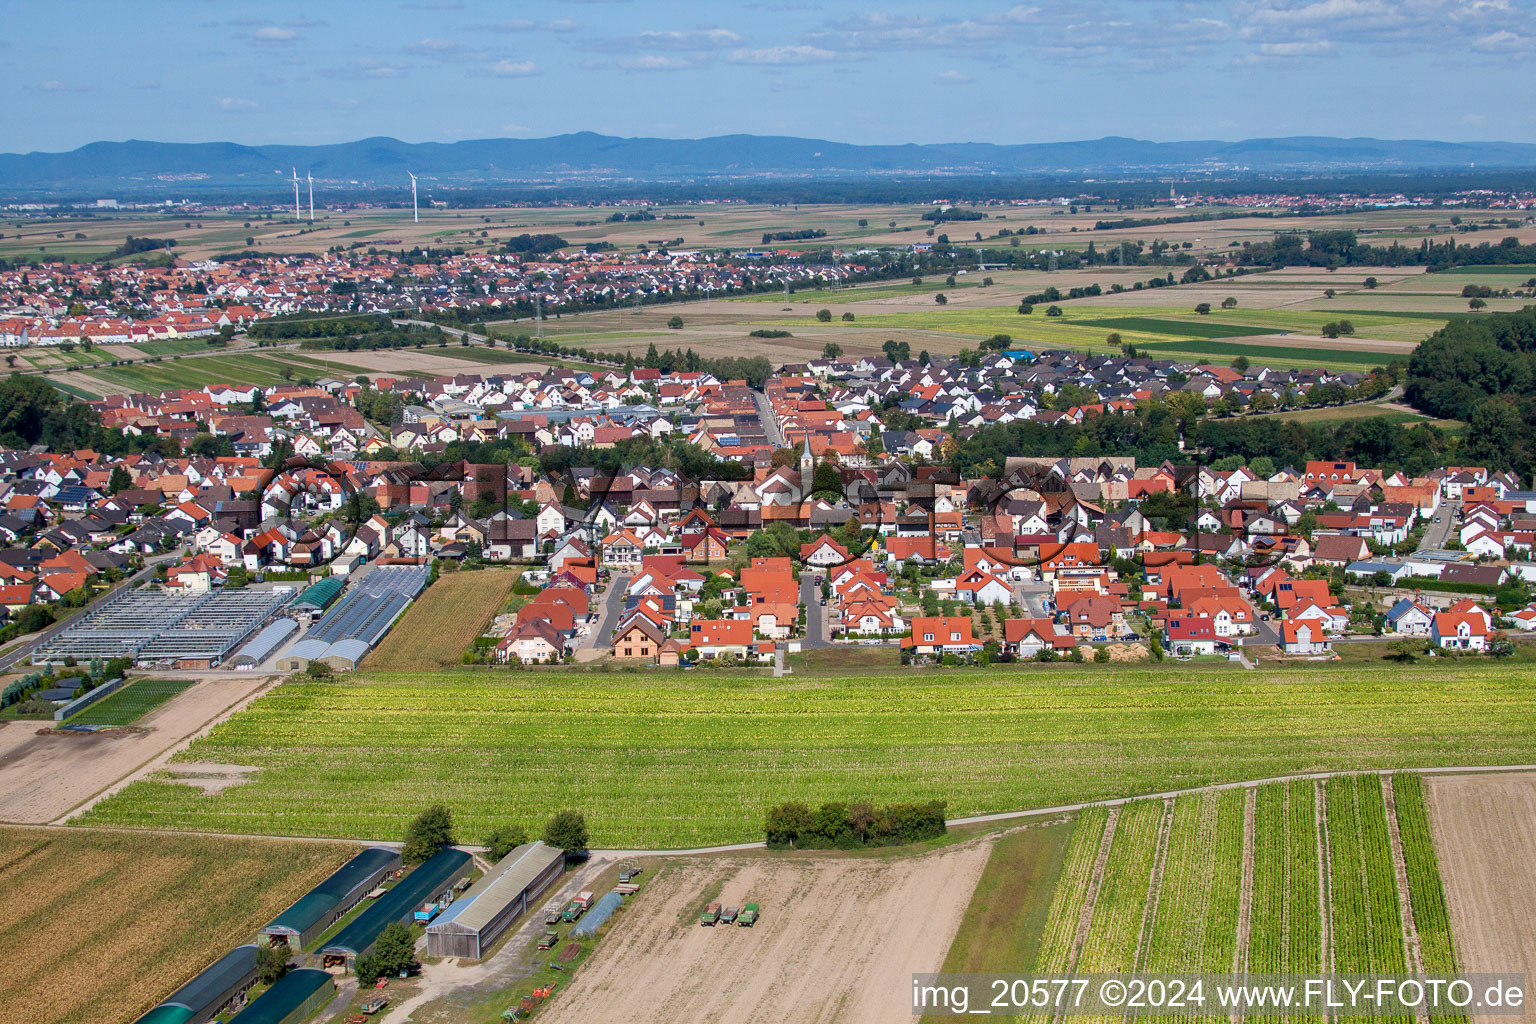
[4,132,1536,191]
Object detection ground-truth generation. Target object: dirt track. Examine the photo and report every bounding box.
[1426,772,1536,1022]
[539,843,989,1024]
[0,675,273,823]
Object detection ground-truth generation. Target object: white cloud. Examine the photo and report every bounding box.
[217,96,257,111]
[617,54,694,70]
[252,26,297,44]
[1258,40,1335,55]
[489,19,582,32]
[936,69,971,83]
[1472,29,1533,52]
[406,37,462,55]
[730,45,839,64]
[635,27,743,49]
[487,59,540,76]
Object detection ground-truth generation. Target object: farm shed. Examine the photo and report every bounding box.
[260,846,401,950]
[226,968,333,1024]
[132,943,258,1024]
[321,847,469,967]
[289,576,344,614]
[571,890,623,938]
[425,841,565,959]
[272,568,427,670]
[229,618,298,669]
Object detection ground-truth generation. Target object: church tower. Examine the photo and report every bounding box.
[799,434,814,498]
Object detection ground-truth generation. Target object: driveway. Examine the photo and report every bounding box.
[582,573,630,652]
[1416,499,1461,553]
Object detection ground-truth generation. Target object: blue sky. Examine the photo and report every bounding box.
[4,0,1535,152]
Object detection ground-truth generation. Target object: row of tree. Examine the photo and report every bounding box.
[764,799,947,849]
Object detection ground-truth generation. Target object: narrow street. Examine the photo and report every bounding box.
[800,573,831,649]
[750,388,786,449]
[580,572,630,655]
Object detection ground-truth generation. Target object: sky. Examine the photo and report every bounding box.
[4,0,1536,153]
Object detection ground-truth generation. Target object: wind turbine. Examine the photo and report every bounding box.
[408,171,419,224]
[291,168,300,221]
[306,171,314,222]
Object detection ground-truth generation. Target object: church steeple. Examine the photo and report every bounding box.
[799,433,814,497]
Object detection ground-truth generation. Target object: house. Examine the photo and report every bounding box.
[495,618,566,664]
[1060,594,1125,640]
[1165,616,1217,656]
[1282,619,1333,655]
[1003,617,1076,658]
[1310,533,1370,567]
[953,568,1014,607]
[1384,598,1434,636]
[612,615,666,662]
[687,619,754,659]
[800,534,851,568]
[1430,609,1489,651]
[901,615,980,656]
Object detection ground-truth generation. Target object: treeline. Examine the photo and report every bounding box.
[922,207,987,222]
[299,325,443,351]
[1234,230,1536,271]
[103,236,176,260]
[764,799,947,850]
[760,228,827,243]
[1094,210,1281,231]
[248,312,392,339]
[503,233,567,255]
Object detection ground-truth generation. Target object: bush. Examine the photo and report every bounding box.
[256,943,290,984]
[667,316,683,329]
[815,308,832,322]
[402,803,455,864]
[543,809,589,856]
[483,825,529,862]
[764,798,945,849]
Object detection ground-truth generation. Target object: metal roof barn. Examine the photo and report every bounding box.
[260,846,400,951]
[229,618,298,669]
[132,944,257,1024]
[425,842,566,959]
[570,890,623,938]
[225,968,333,1024]
[322,847,469,966]
[289,576,345,613]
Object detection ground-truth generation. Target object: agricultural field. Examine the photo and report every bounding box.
[0,825,354,1024]
[73,664,1536,848]
[364,567,522,672]
[983,774,1458,1008]
[63,677,196,727]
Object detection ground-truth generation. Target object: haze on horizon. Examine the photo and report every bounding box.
[3,0,1535,154]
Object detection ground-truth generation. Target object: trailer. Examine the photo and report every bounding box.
[720,906,738,925]
[413,901,440,923]
[618,862,642,883]
[700,902,721,926]
[738,903,759,927]
[537,931,559,950]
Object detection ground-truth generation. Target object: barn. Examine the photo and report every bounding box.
[321,847,469,969]
[132,944,258,1024]
[260,846,401,951]
[226,968,333,1024]
[425,841,566,959]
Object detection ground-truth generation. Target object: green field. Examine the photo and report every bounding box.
[1137,339,1392,368]
[47,379,103,400]
[72,664,1536,848]
[1433,264,1536,275]
[56,352,372,392]
[65,678,197,727]
[1076,316,1289,340]
[1003,775,1456,996]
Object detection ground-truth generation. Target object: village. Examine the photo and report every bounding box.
[0,337,1529,709]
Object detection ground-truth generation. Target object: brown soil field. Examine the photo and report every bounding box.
[539,842,990,1024]
[303,348,544,375]
[0,674,274,824]
[0,825,354,1024]
[365,568,521,672]
[1426,772,1536,1022]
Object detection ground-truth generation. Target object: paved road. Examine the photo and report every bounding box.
[583,572,630,650]
[1416,498,1461,552]
[0,549,181,673]
[750,387,786,449]
[800,573,831,649]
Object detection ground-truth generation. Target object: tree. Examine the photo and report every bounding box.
[765,800,814,847]
[815,308,832,322]
[1231,355,1250,373]
[811,460,843,499]
[1194,302,1212,315]
[934,293,947,305]
[1017,303,1033,315]
[1386,638,1425,663]
[543,809,589,856]
[841,311,855,321]
[1469,297,1487,311]
[1106,332,1121,347]
[1324,288,1335,299]
[358,921,417,982]
[1221,296,1238,309]
[108,465,132,494]
[667,315,684,329]
[821,341,842,359]
[482,825,530,862]
[304,660,333,679]
[1045,305,1062,317]
[1364,276,1378,289]
[256,943,291,984]
[402,803,456,864]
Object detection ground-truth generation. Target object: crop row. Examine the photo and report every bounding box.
[1144,791,1244,976]
[1077,799,1166,974]
[1326,775,1410,986]
[72,668,1536,847]
[1391,774,1461,974]
[1030,807,1110,974]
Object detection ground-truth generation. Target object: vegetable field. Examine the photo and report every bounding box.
[64,678,196,726]
[72,664,1536,848]
[0,826,353,1024]
[364,567,522,672]
[1000,775,1464,1010]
